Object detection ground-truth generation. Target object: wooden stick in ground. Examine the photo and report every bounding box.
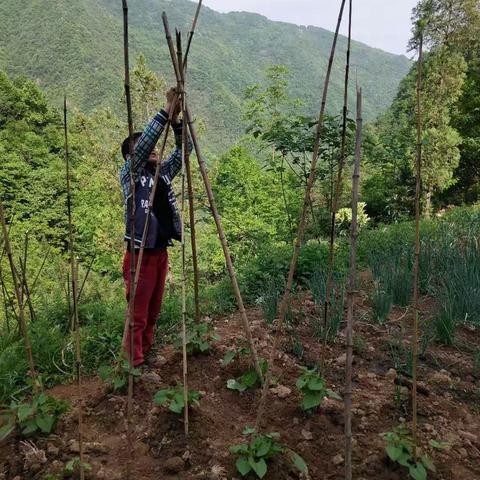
[0,268,18,330]
[185,108,265,382]
[323,0,352,348]
[0,200,38,391]
[254,0,347,430]
[177,21,201,323]
[121,1,136,477]
[63,96,85,480]
[18,257,35,323]
[176,30,189,438]
[344,85,362,480]
[162,12,264,382]
[18,232,36,323]
[412,33,424,461]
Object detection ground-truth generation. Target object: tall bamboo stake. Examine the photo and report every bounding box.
[176,30,190,438]
[63,96,85,480]
[323,0,353,347]
[162,12,264,382]
[344,86,362,480]
[412,33,424,461]
[0,200,38,391]
[254,0,347,429]
[122,1,136,477]
[177,17,201,323]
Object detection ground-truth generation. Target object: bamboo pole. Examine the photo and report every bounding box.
[30,244,51,296]
[323,0,353,346]
[121,1,136,477]
[412,33,424,461]
[344,86,362,480]
[183,0,203,69]
[176,30,190,438]
[0,200,38,391]
[254,0,347,430]
[162,12,264,382]
[177,19,201,323]
[18,255,36,323]
[63,96,85,480]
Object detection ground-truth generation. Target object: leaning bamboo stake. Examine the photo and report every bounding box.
[162,12,264,382]
[63,96,85,480]
[121,1,136,477]
[323,0,353,346]
[176,30,190,437]
[0,200,38,391]
[255,0,347,430]
[183,0,203,69]
[412,33,424,461]
[30,244,51,296]
[344,86,362,480]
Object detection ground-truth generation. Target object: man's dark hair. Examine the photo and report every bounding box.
[121,132,143,160]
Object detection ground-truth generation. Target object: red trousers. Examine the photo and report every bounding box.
[123,249,169,366]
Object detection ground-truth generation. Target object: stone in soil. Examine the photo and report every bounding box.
[164,456,184,474]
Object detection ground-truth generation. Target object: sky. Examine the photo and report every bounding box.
[201,0,419,56]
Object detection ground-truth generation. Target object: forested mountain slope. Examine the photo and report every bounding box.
[0,0,410,146]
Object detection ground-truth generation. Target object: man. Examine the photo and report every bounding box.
[119,87,192,368]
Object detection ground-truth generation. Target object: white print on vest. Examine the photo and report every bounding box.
[141,199,150,211]
[140,176,154,188]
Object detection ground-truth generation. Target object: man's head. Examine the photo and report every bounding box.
[121,133,159,164]
[121,132,142,161]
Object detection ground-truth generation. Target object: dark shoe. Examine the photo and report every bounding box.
[143,351,167,369]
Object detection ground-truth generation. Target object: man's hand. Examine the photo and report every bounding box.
[165,87,176,111]
[165,87,181,123]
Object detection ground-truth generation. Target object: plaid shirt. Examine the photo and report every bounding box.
[119,109,192,246]
[119,109,183,200]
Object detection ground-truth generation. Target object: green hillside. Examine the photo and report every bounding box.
[0,0,410,146]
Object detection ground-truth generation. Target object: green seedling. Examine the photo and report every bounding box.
[64,457,92,477]
[221,346,251,367]
[0,393,69,440]
[227,359,268,392]
[98,357,141,392]
[230,426,308,478]
[296,366,341,411]
[175,321,220,354]
[153,384,202,414]
[381,425,446,480]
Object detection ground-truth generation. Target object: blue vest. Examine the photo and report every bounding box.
[124,166,181,248]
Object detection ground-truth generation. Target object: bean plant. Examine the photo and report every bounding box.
[0,392,69,440]
[230,426,308,478]
[296,366,340,411]
[153,384,202,414]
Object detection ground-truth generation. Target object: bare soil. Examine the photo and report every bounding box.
[1,290,479,480]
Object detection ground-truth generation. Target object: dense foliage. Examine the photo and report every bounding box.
[362,0,480,219]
